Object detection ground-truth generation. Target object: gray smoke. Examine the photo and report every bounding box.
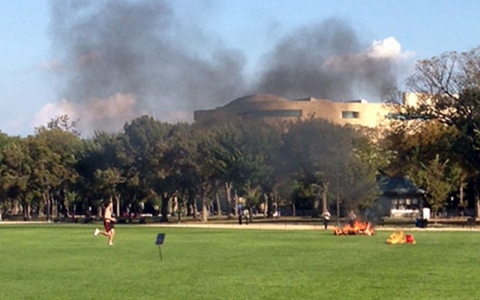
[49,1,404,133]
[49,0,247,131]
[255,18,400,101]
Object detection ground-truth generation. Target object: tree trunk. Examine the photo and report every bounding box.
[177,200,182,223]
[460,181,464,204]
[267,193,274,218]
[201,191,209,222]
[47,190,53,219]
[234,190,239,217]
[63,200,70,218]
[215,192,221,216]
[475,175,480,218]
[201,202,209,222]
[12,198,18,215]
[292,202,296,217]
[160,193,169,223]
[97,198,104,218]
[57,199,61,219]
[190,193,197,220]
[53,196,59,219]
[116,194,121,217]
[23,202,30,220]
[312,198,321,218]
[322,182,329,214]
[193,200,198,220]
[224,182,232,218]
[39,194,47,218]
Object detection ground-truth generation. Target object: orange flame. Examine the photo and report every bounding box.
[333,221,375,236]
[386,231,416,244]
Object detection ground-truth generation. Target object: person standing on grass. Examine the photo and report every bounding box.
[347,210,357,227]
[322,210,331,230]
[94,199,116,246]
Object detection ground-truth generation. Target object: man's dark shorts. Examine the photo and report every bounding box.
[104,221,115,233]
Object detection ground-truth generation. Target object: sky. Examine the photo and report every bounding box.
[1,0,479,137]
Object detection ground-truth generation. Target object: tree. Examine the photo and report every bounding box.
[411,155,454,221]
[401,46,480,214]
[45,114,80,136]
[0,138,33,218]
[123,116,181,222]
[203,121,262,218]
[34,125,81,219]
[281,118,379,218]
[0,133,19,218]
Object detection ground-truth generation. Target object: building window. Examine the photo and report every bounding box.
[387,113,406,120]
[386,112,427,121]
[241,110,302,118]
[342,111,360,119]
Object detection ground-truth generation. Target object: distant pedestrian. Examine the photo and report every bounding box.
[348,210,357,227]
[322,210,331,230]
[238,204,243,225]
[243,209,250,225]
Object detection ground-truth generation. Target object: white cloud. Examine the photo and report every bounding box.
[324,36,414,69]
[367,37,414,60]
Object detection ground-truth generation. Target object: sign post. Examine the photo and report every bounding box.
[155,233,165,260]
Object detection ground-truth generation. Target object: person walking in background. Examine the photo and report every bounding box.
[322,210,331,230]
[94,199,116,246]
[347,210,357,227]
[237,204,243,225]
[243,209,250,225]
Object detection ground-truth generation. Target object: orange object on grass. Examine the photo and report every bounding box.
[333,221,375,236]
[405,234,416,244]
[386,231,416,244]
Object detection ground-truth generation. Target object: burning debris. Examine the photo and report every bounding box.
[333,221,375,236]
[386,231,416,245]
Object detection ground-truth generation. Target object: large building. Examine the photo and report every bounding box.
[194,94,399,128]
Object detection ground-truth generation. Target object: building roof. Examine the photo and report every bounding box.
[224,94,289,109]
[378,176,425,196]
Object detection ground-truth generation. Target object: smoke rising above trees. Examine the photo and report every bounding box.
[46,0,411,135]
[255,20,409,101]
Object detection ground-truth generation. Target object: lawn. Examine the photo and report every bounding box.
[0,225,479,300]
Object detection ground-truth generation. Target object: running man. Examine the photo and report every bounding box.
[94,199,116,246]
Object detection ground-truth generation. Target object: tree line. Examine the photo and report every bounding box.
[1,46,480,222]
[0,114,383,222]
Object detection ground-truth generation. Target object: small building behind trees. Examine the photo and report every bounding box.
[371,176,426,218]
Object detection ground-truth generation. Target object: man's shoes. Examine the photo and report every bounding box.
[94,228,100,236]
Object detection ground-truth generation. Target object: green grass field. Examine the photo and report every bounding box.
[1,225,479,300]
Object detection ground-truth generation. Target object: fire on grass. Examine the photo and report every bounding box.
[386,231,416,244]
[333,220,375,236]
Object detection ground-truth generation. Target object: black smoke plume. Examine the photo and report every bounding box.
[49,0,247,133]
[49,0,406,134]
[255,18,401,101]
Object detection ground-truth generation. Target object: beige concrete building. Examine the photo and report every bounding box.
[194,94,397,128]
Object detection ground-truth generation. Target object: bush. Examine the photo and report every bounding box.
[117,218,128,224]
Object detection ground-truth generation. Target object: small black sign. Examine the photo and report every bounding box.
[155,233,165,246]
